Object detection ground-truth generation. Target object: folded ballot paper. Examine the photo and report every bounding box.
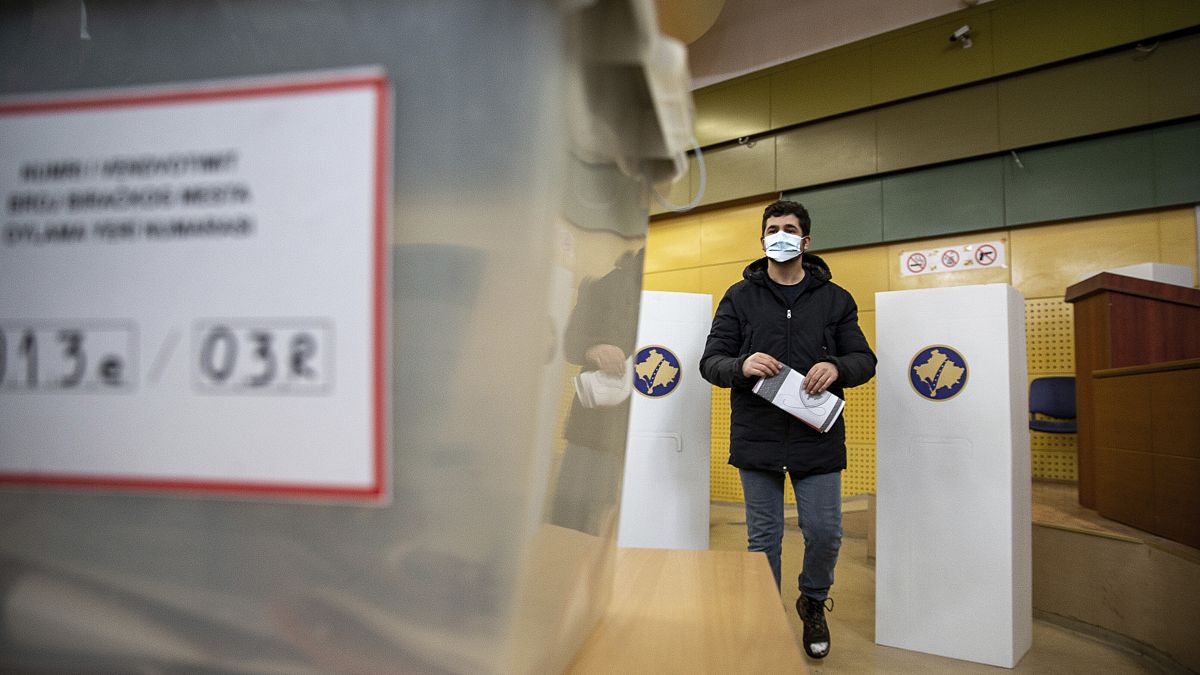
[752,364,845,433]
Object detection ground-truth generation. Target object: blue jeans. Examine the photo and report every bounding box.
[738,468,842,600]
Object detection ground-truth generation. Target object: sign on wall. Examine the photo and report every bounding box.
[0,69,391,501]
[899,240,1007,277]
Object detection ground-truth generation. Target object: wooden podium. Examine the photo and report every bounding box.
[1065,273,1200,546]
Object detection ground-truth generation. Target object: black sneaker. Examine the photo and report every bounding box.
[795,595,833,659]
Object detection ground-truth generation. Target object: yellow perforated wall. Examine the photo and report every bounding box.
[1025,298,1075,372]
[843,381,877,495]
[709,386,743,502]
[1024,297,1079,480]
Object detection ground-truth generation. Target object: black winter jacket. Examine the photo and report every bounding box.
[699,254,876,476]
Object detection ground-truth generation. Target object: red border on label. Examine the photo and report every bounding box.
[0,74,391,502]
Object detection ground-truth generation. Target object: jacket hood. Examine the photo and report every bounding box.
[743,253,832,286]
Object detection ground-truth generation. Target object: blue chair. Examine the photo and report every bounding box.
[1029,376,1077,433]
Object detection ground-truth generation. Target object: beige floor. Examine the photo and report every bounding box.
[707,500,1173,674]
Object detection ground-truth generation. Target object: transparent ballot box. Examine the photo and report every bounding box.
[0,1,691,672]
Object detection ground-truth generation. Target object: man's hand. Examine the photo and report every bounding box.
[804,361,839,394]
[585,344,627,376]
[742,352,782,379]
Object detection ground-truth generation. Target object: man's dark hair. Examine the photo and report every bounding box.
[761,200,811,236]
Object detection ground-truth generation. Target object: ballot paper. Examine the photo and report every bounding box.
[751,364,845,433]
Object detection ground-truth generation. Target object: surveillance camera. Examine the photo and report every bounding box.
[950,25,971,42]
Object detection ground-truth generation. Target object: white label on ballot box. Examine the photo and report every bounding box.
[0,70,391,502]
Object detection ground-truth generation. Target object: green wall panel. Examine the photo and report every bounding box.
[693,138,776,207]
[870,14,994,105]
[1149,33,1200,123]
[877,83,1000,172]
[771,47,872,128]
[1153,119,1200,207]
[882,157,1004,241]
[998,49,1150,149]
[783,178,884,251]
[693,76,770,147]
[776,111,877,190]
[992,0,1143,75]
[1142,0,1200,36]
[1004,130,1156,226]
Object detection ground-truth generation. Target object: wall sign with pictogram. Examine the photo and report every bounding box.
[898,239,1007,277]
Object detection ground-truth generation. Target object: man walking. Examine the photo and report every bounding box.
[699,200,876,659]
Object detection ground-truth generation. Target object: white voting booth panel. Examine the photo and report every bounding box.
[617,291,712,550]
[875,284,1032,668]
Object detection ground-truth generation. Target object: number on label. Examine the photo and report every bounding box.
[247,331,276,387]
[290,333,317,378]
[59,329,85,387]
[19,329,37,387]
[200,327,237,384]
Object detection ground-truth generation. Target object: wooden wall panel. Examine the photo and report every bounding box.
[649,158,693,217]
[694,139,776,207]
[1151,369,1200,457]
[1092,362,1200,548]
[876,83,999,172]
[1094,377,1154,453]
[642,268,702,294]
[1096,448,1157,529]
[992,0,1143,75]
[775,112,877,190]
[869,14,995,104]
[1009,211,1162,299]
[699,261,753,314]
[1071,298,1109,507]
[644,215,701,273]
[693,76,770,147]
[770,47,872,129]
[1143,0,1200,35]
[1154,455,1200,547]
[1148,33,1200,123]
[997,49,1150,149]
[699,201,772,266]
[819,247,890,313]
[1157,207,1200,282]
[1108,294,1200,367]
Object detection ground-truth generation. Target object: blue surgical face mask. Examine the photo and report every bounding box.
[763,231,805,262]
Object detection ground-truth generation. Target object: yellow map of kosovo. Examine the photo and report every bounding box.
[913,349,964,396]
[635,349,678,393]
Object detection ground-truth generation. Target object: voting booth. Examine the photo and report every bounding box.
[875,284,1032,668]
[617,291,712,550]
